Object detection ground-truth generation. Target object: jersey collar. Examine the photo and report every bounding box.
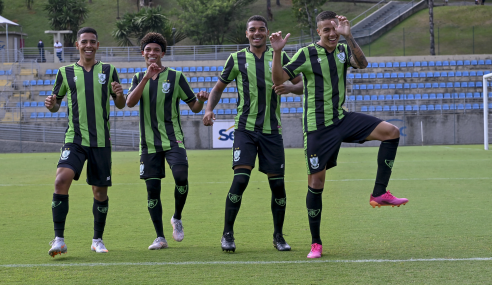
[75,60,100,71]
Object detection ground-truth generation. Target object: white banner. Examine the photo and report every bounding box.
[212,120,235,148]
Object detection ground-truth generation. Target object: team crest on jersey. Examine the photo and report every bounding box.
[268,61,272,72]
[98,73,106,84]
[337,52,346,63]
[233,148,241,162]
[317,58,322,64]
[245,63,249,69]
[73,76,77,83]
[309,154,319,169]
[61,148,70,160]
[140,163,144,175]
[162,82,171,93]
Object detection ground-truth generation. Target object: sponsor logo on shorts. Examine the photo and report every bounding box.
[308,208,321,218]
[61,148,70,160]
[309,154,319,169]
[107,176,111,181]
[140,163,144,175]
[233,148,241,162]
[281,164,284,169]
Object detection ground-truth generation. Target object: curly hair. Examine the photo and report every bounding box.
[315,11,337,24]
[140,32,167,52]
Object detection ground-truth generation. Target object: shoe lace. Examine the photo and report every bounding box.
[174,220,183,232]
[311,243,321,251]
[275,233,286,244]
[383,191,395,198]
[49,239,55,246]
[94,239,105,248]
[224,232,235,242]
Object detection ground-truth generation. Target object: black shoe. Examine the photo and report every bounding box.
[221,231,236,252]
[273,233,291,251]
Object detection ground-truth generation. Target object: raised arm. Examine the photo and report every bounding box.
[188,91,209,113]
[269,31,292,85]
[203,80,227,126]
[111,82,126,109]
[126,63,162,108]
[333,15,368,69]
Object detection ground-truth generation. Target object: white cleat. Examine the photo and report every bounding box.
[48,237,67,257]
[148,237,168,250]
[170,216,184,242]
[91,238,109,253]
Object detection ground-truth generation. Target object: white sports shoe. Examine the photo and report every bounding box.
[171,216,184,242]
[48,237,67,257]
[148,237,168,250]
[91,238,109,253]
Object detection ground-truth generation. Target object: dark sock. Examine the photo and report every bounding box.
[93,197,109,239]
[306,186,323,245]
[269,176,286,237]
[223,168,251,234]
[373,137,400,197]
[146,179,164,238]
[52,193,69,238]
[171,165,189,220]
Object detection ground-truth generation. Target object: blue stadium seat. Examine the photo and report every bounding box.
[383,106,390,111]
[205,77,211,82]
[470,71,477,76]
[232,109,237,114]
[44,80,50,85]
[430,93,436,99]
[433,72,440,77]
[419,72,426,78]
[414,61,421,67]
[371,95,378,101]
[228,87,235,93]
[422,94,429,100]
[446,82,453,88]
[124,111,130,117]
[439,82,445,88]
[464,60,471,66]
[391,73,397,78]
[384,95,392,100]
[355,74,361,79]
[377,73,383,78]
[203,66,210,72]
[286,97,294,102]
[412,105,419,111]
[182,67,189,72]
[296,107,303,113]
[189,66,196,72]
[469,82,475,88]
[407,94,414,100]
[374,106,382,112]
[443,104,449,110]
[397,105,404,111]
[181,110,189,116]
[198,77,204,82]
[457,104,464,110]
[398,73,404,78]
[353,85,359,90]
[37,112,44,118]
[191,77,197,82]
[362,73,369,79]
[458,93,465,99]
[421,61,428,67]
[400,62,407,67]
[436,61,442,66]
[371,63,378,68]
[196,66,203,72]
[360,84,367,90]
[389,84,396,89]
[392,95,399,100]
[280,97,286,103]
[396,84,403,89]
[356,95,363,101]
[131,111,139,116]
[384,73,390,78]
[47,91,52,96]
[405,72,411,78]
[281,108,289,114]
[116,111,123,117]
[463,71,469,77]
[361,106,368,112]
[30,80,37,86]
[50,79,55,85]
[407,62,414,67]
[39,91,46,96]
[412,72,419,78]
[426,72,433,78]
[466,93,473,98]
[382,84,389,89]
[432,83,438,88]
[435,105,442,110]
[44,112,52,118]
[370,73,376,79]
[52,112,59,118]
[199,88,206,92]
[128,68,135,73]
[378,63,384,68]
[121,78,128,84]
[348,74,354,79]
[405,105,412,111]
[289,107,296,113]
[385,62,392,68]
[59,112,66,118]
[135,68,142,73]
[462,82,468,88]
[441,71,447,77]
[123,89,129,95]
[457,61,463,66]
[211,66,217,72]
[437,93,443,99]
[348,95,355,101]
[224,109,232,115]
[450,61,456,66]
[193,88,199,93]
[454,82,461,88]
[212,76,218,81]
[368,106,375,112]
[175,67,182,72]
[477,81,483,87]
[424,83,431,88]
[428,61,435,67]
[448,71,455,77]
[294,96,301,102]
[415,94,422,100]
[393,62,399,67]
[45,69,52,75]
[374,84,381,89]
[472,104,480,110]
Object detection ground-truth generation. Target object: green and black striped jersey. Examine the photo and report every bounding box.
[128,68,196,155]
[283,43,352,133]
[219,46,293,135]
[53,61,119,147]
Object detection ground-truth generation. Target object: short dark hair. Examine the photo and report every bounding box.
[77,27,98,40]
[246,15,268,30]
[316,11,337,23]
[140,32,167,52]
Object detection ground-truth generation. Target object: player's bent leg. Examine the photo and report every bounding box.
[49,167,74,257]
[171,165,188,242]
[366,122,408,208]
[222,166,252,253]
[91,186,109,252]
[268,174,290,251]
[306,170,325,258]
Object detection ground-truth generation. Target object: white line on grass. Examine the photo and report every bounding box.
[1,177,491,187]
[2,257,492,268]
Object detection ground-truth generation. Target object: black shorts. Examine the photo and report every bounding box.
[140,146,188,179]
[304,112,382,174]
[57,143,112,187]
[232,129,285,175]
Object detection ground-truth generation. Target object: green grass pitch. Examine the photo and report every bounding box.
[1,145,492,284]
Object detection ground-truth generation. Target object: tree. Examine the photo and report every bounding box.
[112,6,186,47]
[175,0,255,45]
[276,0,281,6]
[292,0,326,42]
[0,0,4,15]
[26,0,34,10]
[428,0,435,55]
[226,22,249,44]
[44,0,89,47]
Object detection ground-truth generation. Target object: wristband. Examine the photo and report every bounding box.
[197,99,204,104]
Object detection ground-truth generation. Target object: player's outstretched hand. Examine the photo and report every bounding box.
[197,91,209,103]
[269,31,290,52]
[144,63,162,79]
[45,95,56,110]
[203,110,215,126]
[332,15,351,37]
[111,82,124,97]
[273,84,291,95]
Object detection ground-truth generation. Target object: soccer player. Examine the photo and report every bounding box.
[203,15,303,253]
[126,32,209,250]
[270,11,409,258]
[45,27,125,257]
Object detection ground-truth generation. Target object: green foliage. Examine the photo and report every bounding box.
[44,0,89,47]
[112,6,186,47]
[0,0,4,15]
[175,0,255,45]
[226,22,250,44]
[26,0,34,10]
[291,0,326,30]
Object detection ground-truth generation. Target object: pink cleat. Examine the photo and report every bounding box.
[307,243,322,258]
[370,191,408,208]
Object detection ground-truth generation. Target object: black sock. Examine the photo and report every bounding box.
[269,176,286,237]
[172,165,189,220]
[52,193,69,238]
[373,137,400,197]
[146,179,164,238]
[306,186,323,245]
[223,168,251,234]
[93,197,109,239]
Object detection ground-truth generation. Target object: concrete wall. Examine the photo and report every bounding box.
[0,113,486,153]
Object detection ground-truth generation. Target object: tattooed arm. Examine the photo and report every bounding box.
[346,34,368,69]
